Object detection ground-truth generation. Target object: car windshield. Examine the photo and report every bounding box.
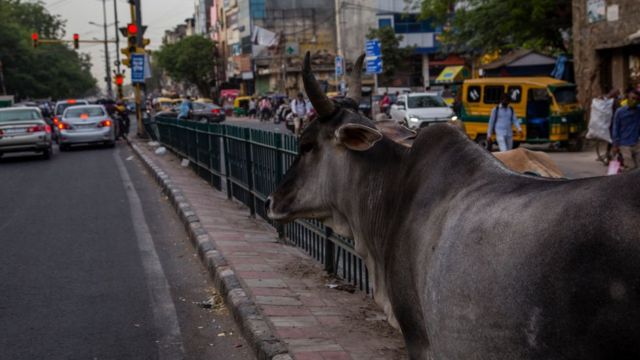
[65,107,105,118]
[551,86,578,105]
[0,109,41,122]
[56,101,86,115]
[407,95,447,108]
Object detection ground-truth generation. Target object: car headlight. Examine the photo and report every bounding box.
[451,116,458,121]
[409,117,420,123]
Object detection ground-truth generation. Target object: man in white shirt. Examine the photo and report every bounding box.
[487,93,522,151]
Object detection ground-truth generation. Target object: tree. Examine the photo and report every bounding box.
[155,36,217,97]
[0,0,96,99]
[420,0,572,54]
[366,27,414,79]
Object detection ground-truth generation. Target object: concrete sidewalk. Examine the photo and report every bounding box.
[130,139,406,360]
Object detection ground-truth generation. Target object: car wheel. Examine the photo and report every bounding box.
[59,144,69,152]
[106,141,116,148]
[0,152,3,159]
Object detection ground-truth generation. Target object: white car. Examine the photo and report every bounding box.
[0,107,53,159]
[389,92,455,129]
[57,105,115,151]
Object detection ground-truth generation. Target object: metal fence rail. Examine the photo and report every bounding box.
[155,116,371,294]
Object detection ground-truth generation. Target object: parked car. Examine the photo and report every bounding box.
[389,92,455,129]
[0,107,53,159]
[57,105,115,151]
[191,102,226,123]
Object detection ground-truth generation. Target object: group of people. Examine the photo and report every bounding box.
[242,93,314,135]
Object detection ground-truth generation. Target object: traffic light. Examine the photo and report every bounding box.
[114,74,124,86]
[31,33,38,48]
[73,33,79,49]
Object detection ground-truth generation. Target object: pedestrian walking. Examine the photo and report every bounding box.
[290,93,308,135]
[248,98,257,118]
[380,92,391,115]
[487,93,522,152]
[177,95,193,120]
[259,97,272,122]
[611,88,640,171]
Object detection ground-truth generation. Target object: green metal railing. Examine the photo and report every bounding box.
[155,116,370,294]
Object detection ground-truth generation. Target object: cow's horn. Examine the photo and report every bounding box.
[302,51,335,117]
[347,53,365,102]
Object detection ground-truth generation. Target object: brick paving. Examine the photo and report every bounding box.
[134,140,406,360]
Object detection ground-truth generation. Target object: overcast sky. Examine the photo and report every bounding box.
[40,0,196,95]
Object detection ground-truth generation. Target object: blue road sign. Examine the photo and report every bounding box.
[365,39,382,74]
[365,39,381,57]
[131,54,145,84]
[335,55,344,76]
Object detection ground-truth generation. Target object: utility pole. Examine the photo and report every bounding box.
[133,0,145,137]
[113,0,123,99]
[101,0,113,98]
[334,0,343,93]
[113,0,121,75]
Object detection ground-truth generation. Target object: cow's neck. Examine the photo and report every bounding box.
[330,126,495,327]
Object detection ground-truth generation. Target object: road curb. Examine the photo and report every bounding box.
[128,141,291,360]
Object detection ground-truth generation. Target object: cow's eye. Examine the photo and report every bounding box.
[299,142,314,154]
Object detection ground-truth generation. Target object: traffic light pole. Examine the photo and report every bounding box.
[133,0,146,138]
[101,0,113,98]
[113,0,123,99]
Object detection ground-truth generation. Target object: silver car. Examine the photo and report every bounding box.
[0,107,53,159]
[58,105,116,151]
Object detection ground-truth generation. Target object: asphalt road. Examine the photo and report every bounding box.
[0,142,253,360]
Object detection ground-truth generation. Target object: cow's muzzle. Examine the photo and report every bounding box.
[265,195,289,221]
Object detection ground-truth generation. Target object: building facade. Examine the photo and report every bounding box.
[573,0,640,107]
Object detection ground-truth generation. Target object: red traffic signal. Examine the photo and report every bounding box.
[115,74,124,86]
[31,33,38,48]
[73,33,79,49]
[127,23,138,36]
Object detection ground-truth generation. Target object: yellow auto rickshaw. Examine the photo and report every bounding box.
[194,98,214,104]
[460,77,585,150]
[154,97,174,112]
[171,98,182,109]
[233,96,252,116]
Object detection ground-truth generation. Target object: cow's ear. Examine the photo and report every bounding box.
[335,124,383,151]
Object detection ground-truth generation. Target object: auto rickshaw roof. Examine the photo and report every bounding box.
[464,77,574,87]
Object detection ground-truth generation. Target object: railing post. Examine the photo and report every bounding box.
[324,227,335,274]
[274,133,285,240]
[244,127,255,217]
[223,126,232,200]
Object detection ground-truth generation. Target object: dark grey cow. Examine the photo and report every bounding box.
[267,53,640,359]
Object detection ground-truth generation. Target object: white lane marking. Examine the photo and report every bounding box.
[114,148,185,360]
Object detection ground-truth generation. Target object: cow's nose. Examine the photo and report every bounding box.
[264,197,272,213]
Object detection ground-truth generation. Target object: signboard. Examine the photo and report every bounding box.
[587,0,605,23]
[335,55,344,76]
[130,53,145,84]
[365,39,382,74]
[285,42,299,56]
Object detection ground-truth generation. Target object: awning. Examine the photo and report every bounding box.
[435,66,468,84]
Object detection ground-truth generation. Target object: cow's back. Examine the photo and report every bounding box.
[398,155,640,359]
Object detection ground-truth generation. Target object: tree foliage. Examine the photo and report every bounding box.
[367,26,414,78]
[420,0,572,54]
[155,36,217,97]
[0,0,97,100]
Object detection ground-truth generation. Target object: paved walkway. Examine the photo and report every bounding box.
[134,140,406,360]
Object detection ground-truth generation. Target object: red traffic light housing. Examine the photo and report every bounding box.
[31,33,38,48]
[73,33,79,49]
[127,23,138,36]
